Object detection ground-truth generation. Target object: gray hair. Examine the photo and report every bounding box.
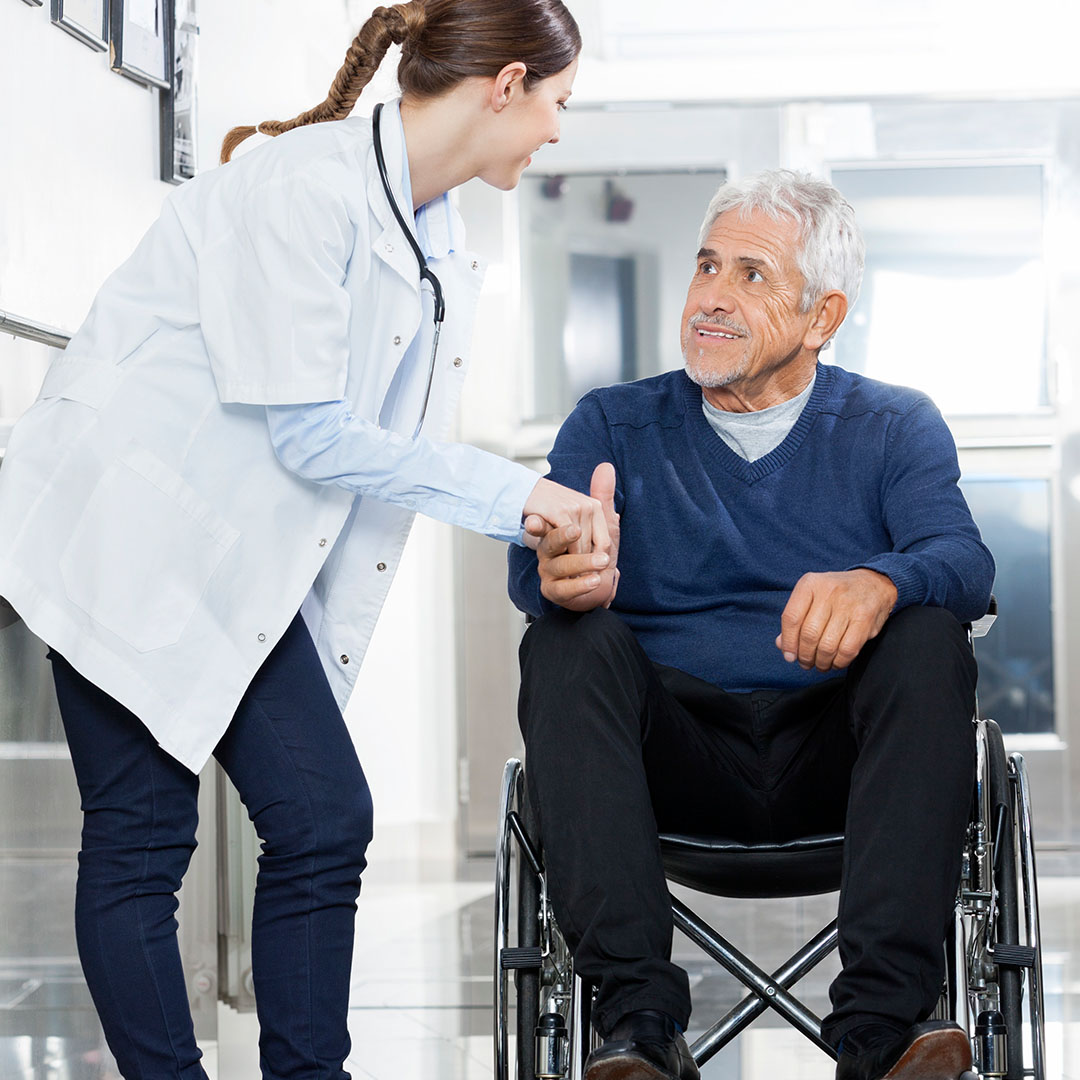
[698,170,865,318]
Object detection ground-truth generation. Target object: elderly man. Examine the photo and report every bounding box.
[507,171,994,1080]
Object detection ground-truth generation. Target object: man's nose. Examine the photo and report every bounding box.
[700,276,736,314]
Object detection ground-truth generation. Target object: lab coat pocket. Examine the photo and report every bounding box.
[59,443,240,652]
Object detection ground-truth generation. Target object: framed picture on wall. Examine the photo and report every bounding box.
[51,0,108,52]
[110,0,169,89]
[159,0,198,184]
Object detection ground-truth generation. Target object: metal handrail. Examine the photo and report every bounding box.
[0,308,71,349]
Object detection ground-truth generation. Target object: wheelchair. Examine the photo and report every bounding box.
[493,606,1046,1080]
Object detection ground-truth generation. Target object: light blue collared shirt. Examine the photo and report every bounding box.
[265,104,536,546]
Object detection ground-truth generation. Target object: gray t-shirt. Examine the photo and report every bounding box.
[701,374,816,462]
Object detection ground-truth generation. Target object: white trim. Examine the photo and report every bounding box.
[0,741,71,760]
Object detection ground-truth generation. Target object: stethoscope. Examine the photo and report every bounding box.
[372,102,445,439]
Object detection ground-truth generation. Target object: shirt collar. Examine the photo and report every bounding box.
[701,371,817,422]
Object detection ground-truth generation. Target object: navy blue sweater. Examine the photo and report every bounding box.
[508,363,995,693]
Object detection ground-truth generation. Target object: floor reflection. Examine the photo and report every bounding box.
[3,855,1078,1079]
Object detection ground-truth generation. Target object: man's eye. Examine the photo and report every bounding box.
[699,262,717,275]
[747,269,764,283]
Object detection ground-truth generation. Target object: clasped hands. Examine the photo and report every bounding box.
[524,464,898,670]
[523,463,622,612]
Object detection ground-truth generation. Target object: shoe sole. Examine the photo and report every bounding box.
[584,1056,679,1080]
[882,1028,973,1079]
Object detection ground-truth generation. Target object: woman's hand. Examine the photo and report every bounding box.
[522,465,621,611]
[522,475,612,557]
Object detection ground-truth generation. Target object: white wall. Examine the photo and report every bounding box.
[0,3,167,331]
[1,0,461,853]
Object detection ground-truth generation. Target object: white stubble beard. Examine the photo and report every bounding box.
[682,313,752,389]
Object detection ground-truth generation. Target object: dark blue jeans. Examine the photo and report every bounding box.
[52,613,373,1080]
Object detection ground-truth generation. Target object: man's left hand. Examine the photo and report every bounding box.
[776,569,898,672]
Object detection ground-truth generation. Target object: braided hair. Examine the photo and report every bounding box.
[220,0,580,164]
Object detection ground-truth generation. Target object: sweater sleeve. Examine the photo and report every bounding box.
[850,397,995,623]
[507,394,621,617]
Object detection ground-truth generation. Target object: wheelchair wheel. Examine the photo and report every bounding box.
[949,719,1046,1080]
[495,759,582,1080]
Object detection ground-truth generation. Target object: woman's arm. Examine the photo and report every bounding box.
[266,400,610,551]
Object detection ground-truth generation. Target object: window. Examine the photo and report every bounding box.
[960,477,1054,734]
[831,164,1048,416]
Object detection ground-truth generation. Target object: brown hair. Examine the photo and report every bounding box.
[220,0,581,163]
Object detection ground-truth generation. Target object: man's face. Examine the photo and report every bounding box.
[681,208,818,398]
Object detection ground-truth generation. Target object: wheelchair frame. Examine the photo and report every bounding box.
[494,714,1046,1080]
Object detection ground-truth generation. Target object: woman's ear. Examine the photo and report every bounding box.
[490,62,528,111]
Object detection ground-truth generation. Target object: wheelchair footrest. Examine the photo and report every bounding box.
[993,943,1037,968]
[501,947,543,970]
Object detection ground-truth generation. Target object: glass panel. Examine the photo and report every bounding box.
[961,477,1054,734]
[521,169,726,421]
[831,163,1048,416]
[0,603,106,1070]
[0,369,119,1068]
[0,605,64,744]
[563,253,637,409]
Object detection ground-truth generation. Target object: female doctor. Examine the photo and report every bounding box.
[0,1,614,1077]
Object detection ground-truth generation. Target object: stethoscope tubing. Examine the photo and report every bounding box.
[373,102,445,440]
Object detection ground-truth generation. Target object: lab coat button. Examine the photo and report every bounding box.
[453,356,463,368]
[340,654,350,665]
[471,260,479,271]
[258,633,266,642]
[376,562,387,572]
[393,335,402,346]
[319,538,327,547]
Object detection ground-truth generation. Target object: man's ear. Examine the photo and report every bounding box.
[489,62,528,111]
[805,290,848,351]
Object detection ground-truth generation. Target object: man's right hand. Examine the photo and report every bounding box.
[525,463,621,611]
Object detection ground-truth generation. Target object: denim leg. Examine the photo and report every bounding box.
[214,614,373,1080]
[53,654,209,1080]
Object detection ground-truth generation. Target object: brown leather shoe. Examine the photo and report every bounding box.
[835,1021,973,1080]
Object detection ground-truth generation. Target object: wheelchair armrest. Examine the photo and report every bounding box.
[970,593,998,639]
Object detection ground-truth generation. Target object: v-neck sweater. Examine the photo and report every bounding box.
[702,373,815,461]
[508,362,995,694]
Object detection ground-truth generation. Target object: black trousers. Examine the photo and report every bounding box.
[517,605,977,1047]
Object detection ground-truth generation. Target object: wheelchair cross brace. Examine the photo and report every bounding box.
[670,896,839,1064]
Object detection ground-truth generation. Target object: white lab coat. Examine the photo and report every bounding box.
[0,101,533,773]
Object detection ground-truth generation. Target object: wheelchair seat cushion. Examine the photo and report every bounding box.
[659,832,845,898]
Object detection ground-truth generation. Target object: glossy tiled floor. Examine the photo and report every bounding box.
[5,854,1080,1080]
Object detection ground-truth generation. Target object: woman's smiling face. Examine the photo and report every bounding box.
[476,58,578,191]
